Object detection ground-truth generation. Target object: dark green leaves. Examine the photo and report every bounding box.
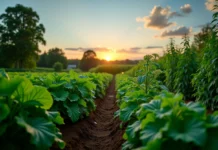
[138,75,146,84]
[16,115,58,149]
[120,102,138,122]
[0,103,10,122]
[64,102,81,123]
[167,116,206,146]
[51,89,69,101]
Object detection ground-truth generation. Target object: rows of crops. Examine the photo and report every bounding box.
[115,8,218,149]
[116,73,218,150]
[0,69,112,149]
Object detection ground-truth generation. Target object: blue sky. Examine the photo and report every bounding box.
[0,0,216,60]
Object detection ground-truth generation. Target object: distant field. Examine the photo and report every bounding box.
[89,64,134,74]
[4,67,81,73]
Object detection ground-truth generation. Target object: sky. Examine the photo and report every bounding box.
[0,0,217,60]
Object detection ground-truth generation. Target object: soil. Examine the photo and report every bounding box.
[56,76,124,150]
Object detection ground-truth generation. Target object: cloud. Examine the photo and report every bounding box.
[136,6,183,30]
[159,26,192,37]
[145,46,163,49]
[205,0,218,12]
[118,47,142,53]
[180,4,192,14]
[117,46,163,54]
[65,47,111,52]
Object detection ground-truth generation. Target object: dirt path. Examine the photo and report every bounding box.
[60,76,124,150]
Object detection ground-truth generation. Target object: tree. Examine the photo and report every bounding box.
[79,50,98,71]
[37,48,68,68]
[0,4,46,68]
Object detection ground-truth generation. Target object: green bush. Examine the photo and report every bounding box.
[53,62,63,72]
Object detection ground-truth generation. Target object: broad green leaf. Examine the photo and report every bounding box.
[24,86,53,109]
[78,85,89,97]
[206,115,218,128]
[126,121,141,139]
[140,119,165,145]
[46,111,64,125]
[49,82,66,89]
[83,82,96,91]
[51,89,69,101]
[78,99,87,107]
[0,103,10,122]
[0,77,23,96]
[140,113,156,129]
[68,94,80,102]
[122,141,136,150]
[64,102,81,123]
[120,102,138,122]
[138,100,161,116]
[16,115,57,149]
[64,83,74,89]
[183,102,206,116]
[161,93,183,108]
[12,78,33,101]
[167,116,206,146]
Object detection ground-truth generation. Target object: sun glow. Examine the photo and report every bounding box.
[105,56,111,61]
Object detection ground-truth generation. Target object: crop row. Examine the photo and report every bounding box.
[0,69,112,149]
[115,74,218,150]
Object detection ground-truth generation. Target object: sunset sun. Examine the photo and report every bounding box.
[105,56,111,61]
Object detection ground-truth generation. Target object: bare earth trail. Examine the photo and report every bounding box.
[60,76,124,150]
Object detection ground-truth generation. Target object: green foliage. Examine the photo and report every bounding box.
[8,71,113,123]
[38,48,68,69]
[192,6,218,110]
[0,4,46,69]
[53,62,63,72]
[174,35,198,100]
[0,71,65,150]
[116,74,218,150]
[164,38,181,92]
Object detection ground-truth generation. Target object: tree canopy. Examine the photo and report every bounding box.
[37,48,68,69]
[79,50,98,71]
[0,4,46,68]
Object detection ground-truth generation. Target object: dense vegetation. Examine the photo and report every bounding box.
[115,4,218,149]
[0,69,113,149]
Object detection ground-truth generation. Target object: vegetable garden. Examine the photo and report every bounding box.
[1,2,218,150]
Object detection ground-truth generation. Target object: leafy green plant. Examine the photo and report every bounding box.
[192,4,218,110]
[121,91,218,150]
[8,71,113,123]
[164,38,181,92]
[174,35,198,100]
[0,73,65,149]
[116,74,218,150]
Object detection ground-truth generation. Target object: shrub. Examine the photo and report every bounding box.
[53,62,63,72]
